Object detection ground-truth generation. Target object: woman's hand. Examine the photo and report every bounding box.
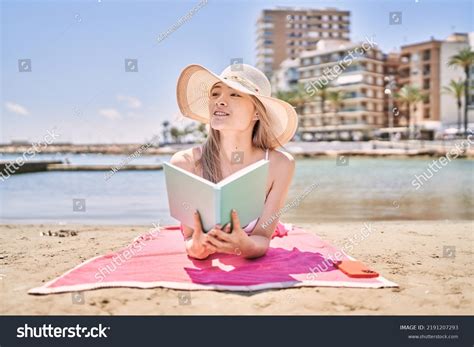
[205,210,252,256]
[187,211,217,259]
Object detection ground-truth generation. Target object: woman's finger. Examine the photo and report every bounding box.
[231,209,241,231]
[193,210,203,235]
[209,229,231,242]
[223,223,231,233]
[208,228,225,241]
[205,239,219,250]
[206,235,226,249]
[204,243,217,253]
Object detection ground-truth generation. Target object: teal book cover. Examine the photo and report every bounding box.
[163,160,269,232]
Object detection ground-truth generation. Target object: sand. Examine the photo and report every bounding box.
[0,220,472,315]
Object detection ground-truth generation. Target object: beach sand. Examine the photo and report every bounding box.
[0,220,472,315]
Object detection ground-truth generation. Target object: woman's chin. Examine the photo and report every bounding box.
[210,119,228,130]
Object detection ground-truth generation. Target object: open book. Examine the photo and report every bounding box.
[163,159,269,232]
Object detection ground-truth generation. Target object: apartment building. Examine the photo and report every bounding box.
[256,7,350,78]
[296,39,386,141]
[383,52,401,127]
[398,38,442,133]
[398,33,473,136]
[270,58,299,93]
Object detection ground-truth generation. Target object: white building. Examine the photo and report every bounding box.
[270,58,300,94]
[439,33,474,131]
[399,32,474,138]
[297,39,386,140]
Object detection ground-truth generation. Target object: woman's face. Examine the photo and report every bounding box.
[208,83,256,131]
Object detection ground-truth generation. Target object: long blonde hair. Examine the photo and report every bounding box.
[196,95,281,183]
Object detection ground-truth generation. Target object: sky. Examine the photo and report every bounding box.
[1,0,473,144]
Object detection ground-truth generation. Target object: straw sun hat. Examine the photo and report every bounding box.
[176,63,298,147]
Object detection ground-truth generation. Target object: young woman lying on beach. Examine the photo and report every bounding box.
[171,63,298,260]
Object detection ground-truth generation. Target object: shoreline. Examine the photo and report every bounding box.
[0,217,471,226]
[1,220,472,315]
[1,140,474,158]
[1,151,473,160]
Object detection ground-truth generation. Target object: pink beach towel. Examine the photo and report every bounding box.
[29,223,397,294]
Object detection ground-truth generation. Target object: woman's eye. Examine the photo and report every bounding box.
[211,92,219,97]
[231,93,241,97]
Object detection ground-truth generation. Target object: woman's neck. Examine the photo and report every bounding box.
[218,130,259,165]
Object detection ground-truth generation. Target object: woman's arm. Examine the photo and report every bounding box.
[244,151,295,257]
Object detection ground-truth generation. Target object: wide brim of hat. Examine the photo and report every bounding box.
[176,64,298,148]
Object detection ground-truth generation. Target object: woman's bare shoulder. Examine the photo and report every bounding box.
[170,146,203,173]
[266,150,295,186]
[268,149,295,169]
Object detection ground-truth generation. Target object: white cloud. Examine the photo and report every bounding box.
[5,101,29,116]
[99,108,121,120]
[126,111,141,118]
[116,94,142,109]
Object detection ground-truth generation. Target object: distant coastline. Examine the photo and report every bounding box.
[1,141,473,159]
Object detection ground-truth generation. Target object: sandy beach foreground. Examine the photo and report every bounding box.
[0,221,472,315]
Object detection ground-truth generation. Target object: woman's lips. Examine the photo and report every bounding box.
[213,110,230,117]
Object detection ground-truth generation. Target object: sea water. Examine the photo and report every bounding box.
[0,154,472,224]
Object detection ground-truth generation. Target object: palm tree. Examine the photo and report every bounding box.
[170,127,181,144]
[183,124,195,134]
[275,84,313,140]
[275,83,311,115]
[448,48,474,135]
[316,84,329,126]
[442,79,465,132]
[161,120,170,144]
[197,123,207,139]
[327,90,344,140]
[394,85,424,139]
